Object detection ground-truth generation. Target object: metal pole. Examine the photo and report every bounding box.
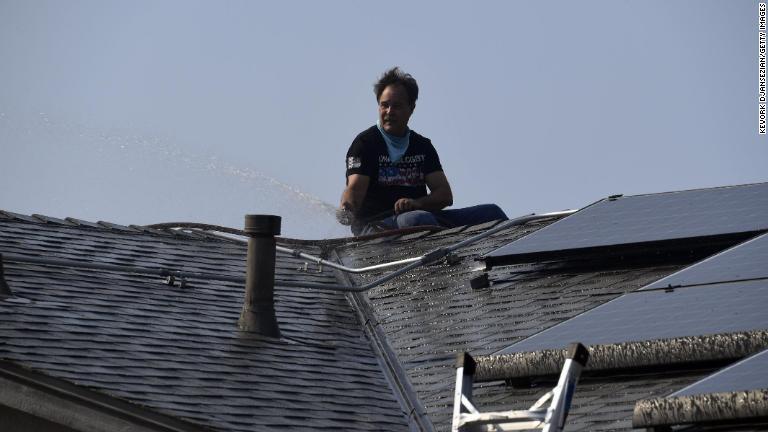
[277,210,577,275]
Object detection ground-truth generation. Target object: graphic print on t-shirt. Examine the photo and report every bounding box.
[377,154,427,187]
[347,156,361,169]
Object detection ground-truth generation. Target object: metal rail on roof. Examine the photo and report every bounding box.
[276,245,421,274]
[148,211,576,275]
[276,210,576,276]
[1,210,575,293]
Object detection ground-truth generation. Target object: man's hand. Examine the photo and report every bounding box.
[336,206,354,226]
[340,174,370,224]
[394,198,418,214]
[392,171,454,215]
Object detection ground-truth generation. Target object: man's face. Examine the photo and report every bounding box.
[378,84,414,136]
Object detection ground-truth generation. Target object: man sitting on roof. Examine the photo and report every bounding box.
[339,67,508,236]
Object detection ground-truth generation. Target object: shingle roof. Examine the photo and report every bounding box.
[2,182,767,432]
[0,214,410,431]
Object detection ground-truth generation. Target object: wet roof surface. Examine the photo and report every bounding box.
[334,219,696,430]
[0,215,409,431]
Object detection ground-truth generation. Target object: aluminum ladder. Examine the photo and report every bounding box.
[452,342,589,432]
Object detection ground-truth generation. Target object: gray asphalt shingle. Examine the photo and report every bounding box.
[0,217,410,432]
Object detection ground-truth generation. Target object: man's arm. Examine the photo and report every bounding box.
[393,171,453,214]
[340,174,370,213]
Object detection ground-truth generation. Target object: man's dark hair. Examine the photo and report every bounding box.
[374,67,419,108]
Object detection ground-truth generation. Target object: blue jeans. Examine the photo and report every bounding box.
[355,204,508,236]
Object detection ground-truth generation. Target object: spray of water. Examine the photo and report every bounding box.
[0,112,349,239]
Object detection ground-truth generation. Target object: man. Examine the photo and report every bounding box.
[340,67,507,236]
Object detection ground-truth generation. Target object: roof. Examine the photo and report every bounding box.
[1,181,768,432]
[0,212,410,431]
[334,221,696,430]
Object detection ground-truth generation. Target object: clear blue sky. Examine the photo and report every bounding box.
[1,1,765,238]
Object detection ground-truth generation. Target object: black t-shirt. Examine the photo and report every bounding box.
[345,125,443,222]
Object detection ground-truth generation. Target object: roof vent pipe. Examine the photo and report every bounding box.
[238,215,281,338]
[0,254,11,296]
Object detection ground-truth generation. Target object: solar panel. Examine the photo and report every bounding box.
[672,349,768,396]
[485,183,768,265]
[643,232,768,290]
[495,279,768,354]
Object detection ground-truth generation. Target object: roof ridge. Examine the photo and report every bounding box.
[0,209,241,242]
[329,248,435,432]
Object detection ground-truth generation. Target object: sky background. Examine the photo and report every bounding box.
[1,1,766,239]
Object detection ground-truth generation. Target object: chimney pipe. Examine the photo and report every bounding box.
[238,215,281,337]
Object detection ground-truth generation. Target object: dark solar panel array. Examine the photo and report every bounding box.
[673,349,768,396]
[486,183,768,261]
[495,279,768,354]
[643,232,768,290]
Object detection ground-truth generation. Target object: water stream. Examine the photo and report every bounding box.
[0,112,349,239]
